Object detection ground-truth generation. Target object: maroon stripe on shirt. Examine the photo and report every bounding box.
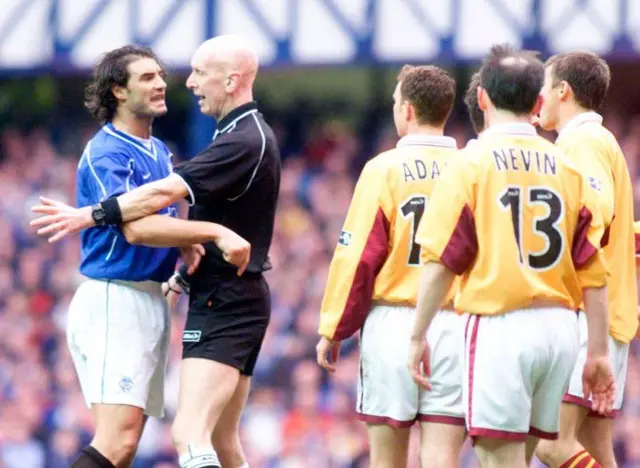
[333,208,390,341]
[439,204,478,275]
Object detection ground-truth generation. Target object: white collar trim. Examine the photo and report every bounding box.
[396,135,457,149]
[212,109,258,140]
[481,122,537,138]
[558,112,603,140]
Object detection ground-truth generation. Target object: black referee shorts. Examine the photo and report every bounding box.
[182,273,270,376]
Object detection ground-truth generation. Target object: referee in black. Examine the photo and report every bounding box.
[32,35,281,468]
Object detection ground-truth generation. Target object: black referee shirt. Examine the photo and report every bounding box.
[174,102,281,287]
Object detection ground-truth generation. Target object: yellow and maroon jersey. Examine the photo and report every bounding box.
[318,135,458,341]
[635,221,640,256]
[418,123,609,316]
[557,112,637,343]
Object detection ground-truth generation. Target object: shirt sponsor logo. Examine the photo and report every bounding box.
[339,230,352,246]
[183,330,202,342]
[588,176,602,192]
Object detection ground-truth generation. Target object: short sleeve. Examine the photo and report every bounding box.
[558,136,615,227]
[90,153,137,201]
[416,156,479,275]
[173,132,260,204]
[318,163,392,341]
[572,176,610,288]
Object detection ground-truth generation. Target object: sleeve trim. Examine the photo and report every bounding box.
[173,172,196,206]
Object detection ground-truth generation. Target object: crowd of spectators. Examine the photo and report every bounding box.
[1,104,640,467]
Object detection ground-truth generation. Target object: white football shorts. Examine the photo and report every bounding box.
[67,278,170,418]
[357,304,466,428]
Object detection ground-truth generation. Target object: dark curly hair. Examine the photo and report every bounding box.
[84,45,163,125]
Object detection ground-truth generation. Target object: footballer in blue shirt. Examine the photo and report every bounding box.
[38,45,250,468]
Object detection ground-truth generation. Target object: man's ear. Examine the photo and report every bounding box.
[404,101,414,122]
[112,84,127,102]
[477,86,489,112]
[557,80,572,103]
[225,72,240,93]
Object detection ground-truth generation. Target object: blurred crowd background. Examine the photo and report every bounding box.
[3,0,640,466]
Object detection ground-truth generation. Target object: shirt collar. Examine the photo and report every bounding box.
[103,123,157,160]
[558,111,603,140]
[213,102,258,140]
[396,134,457,149]
[481,122,537,138]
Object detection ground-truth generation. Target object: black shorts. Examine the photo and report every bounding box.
[182,273,270,376]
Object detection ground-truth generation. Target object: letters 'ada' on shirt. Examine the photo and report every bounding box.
[318,134,459,342]
[417,123,610,317]
[556,112,638,344]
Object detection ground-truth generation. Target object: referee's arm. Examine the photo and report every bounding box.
[109,132,257,223]
[113,173,191,222]
[30,133,257,241]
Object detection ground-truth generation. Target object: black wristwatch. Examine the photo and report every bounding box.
[91,203,107,226]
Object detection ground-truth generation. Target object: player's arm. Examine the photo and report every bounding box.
[121,214,243,248]
[408,159,477,388]
[115,133,262,222]
[31,134,259,239]
[317,163,392,344]
[572,181,617,413]
[572,180,611,358]
[411,159,478,340]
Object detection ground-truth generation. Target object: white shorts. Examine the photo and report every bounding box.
[357,304,466,428]
[464,308,579,441]
[67,278,170,418]
[564,312,629,417]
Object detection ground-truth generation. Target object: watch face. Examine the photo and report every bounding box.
[92,207,105,223]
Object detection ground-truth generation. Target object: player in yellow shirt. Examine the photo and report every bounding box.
[635,221,640,256]
[535,52,636,468]
[316,65,466,467]
[407,45,615,468]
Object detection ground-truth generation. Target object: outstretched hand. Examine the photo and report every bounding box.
[30,197,93,242]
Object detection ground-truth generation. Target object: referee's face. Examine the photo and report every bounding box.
[122,58,168,118]
[187,53,230,119]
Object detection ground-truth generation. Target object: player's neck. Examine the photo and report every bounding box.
[555,103,592,134]
[111,112,153,140]
[488,109,533,127]
[406,123,444,137]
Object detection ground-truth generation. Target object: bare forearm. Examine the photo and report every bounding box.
[117,174,189,223]
[582,286,610,356]
[411,262,455,340]
[122,215,224,248]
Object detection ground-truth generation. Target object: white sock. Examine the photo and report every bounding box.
[238,464,249,468]
[178,444,221,468]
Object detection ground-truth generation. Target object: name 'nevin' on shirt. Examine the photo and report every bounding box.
[493,148,556,175]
